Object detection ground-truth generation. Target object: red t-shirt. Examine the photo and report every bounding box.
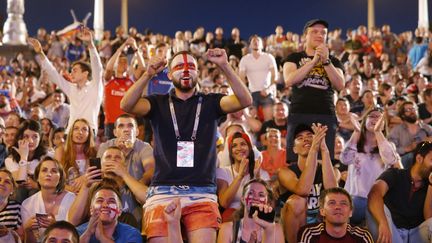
[104,77,134,124]
[261,149,287,177]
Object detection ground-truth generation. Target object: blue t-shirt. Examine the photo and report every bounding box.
[147,67,173,95]
[76,222,142,243]
[65,43,85,63]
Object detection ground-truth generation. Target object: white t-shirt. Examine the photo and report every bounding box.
[239,53,278,92]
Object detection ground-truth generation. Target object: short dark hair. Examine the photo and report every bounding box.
[42,220,79,243]
[397,100,416,118]
[34,157,66,194]
[72,61,92,79]
[319,187,353,210]
[114,114,137,128]
[414,141,432,159]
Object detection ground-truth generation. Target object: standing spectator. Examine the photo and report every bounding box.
[283,19,344,162]
[226,27,246,60]
[103,37,144,139]
[121,48,252,242]
[239,35,278,121]
[408,36,428,69]
[367,141,432,243]
[64,38,87,63]
[298,187,373,243]
[28,27,104,133]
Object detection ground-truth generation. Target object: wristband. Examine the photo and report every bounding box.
[322,58,331,66]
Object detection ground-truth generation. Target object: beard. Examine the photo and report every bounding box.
[173,78,197,92]
[402,114,418,124]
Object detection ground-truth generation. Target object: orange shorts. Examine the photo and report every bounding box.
[143,201,221,239]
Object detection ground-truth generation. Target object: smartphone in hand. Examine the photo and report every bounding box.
[89,158,102,180]
[248,206,275,223]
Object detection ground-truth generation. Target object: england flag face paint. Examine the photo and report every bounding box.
[92,189,122,221]
[170,53,198,91]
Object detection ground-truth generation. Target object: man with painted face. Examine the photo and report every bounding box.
[282,19,345,163]
[388,101,432,168]
[76,183,142,243]
[121,49,252,242]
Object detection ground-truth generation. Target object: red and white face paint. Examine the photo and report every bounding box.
[170,53,198,90]
[244,183,269,207]
[93,202,121,219]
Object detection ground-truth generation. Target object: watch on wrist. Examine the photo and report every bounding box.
[322,58,331,66]
[19,160,27,166]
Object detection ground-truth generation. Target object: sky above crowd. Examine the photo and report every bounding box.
[0,0,430,38]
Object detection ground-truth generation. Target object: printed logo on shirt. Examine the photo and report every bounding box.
[111,90,125,96]
[297,57,330,90]
[307,183,322,210]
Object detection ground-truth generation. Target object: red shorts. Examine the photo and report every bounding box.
[143,201,221,239]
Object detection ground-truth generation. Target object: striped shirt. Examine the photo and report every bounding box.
[298,222,373,243]
[0,200,22,230]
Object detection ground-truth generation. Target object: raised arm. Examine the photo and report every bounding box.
[28,38,70,93]
[319,128,338,189]
[208,49,252,113]
[104,38,129,81]
[120,56,166,116]
[279,125,326,196]
[368,180,391,243]
[78,28,103,86]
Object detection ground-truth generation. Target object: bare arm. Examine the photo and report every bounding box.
[368,180,391,243]
[104,40,128,81]
[323,64,344,91]
[217,160,248,208]
[141,157,155,186]
[283,55,319,87]
[320,139,338,189]
[120,56,166,116]
[207,49,252,113]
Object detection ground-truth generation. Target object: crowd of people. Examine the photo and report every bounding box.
[0,17,430,243]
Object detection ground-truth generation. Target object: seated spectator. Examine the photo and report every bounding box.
[261,128,286,178]
[0,169,24,239]
[359,89,377,118]
[418,87,432,126]
[388,101,432,168]
[41,220,79,243]
[335,98,359,142]
[48,127,65,154]
[22,157,75,243]
[217,178,284,242]
[257,101,288,149]
[298,187,373,243]
[367,141,432,243]
[40,118,55,148]
[68,146,147,228]
[279,124,337,243]
[333,134,348,187]
[97,114,154,186]
[76,182,142,243]
[6,120,48,202]
[44,90,70,129]
[340,108,399,225]
[217,132,269,222]
[217,123,261,168]
[55,119,97,193]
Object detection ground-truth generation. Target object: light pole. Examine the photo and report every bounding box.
[418,0,429,30]
[121,0,128,32]
[367,0,375,33]
[94,0,104,41]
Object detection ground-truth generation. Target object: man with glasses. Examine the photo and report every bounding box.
[388,101,432,168]
[367,141,432,243]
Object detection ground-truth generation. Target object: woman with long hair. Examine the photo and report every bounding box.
[22,157,75,243]
[6,119,48,202]
[340,107,400,225]
[54,119,96,193]
[217,179,284,243]
[217,132,269,222]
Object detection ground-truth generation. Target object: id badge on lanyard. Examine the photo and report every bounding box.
[169,95,202,168]
[177,141,194,167]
